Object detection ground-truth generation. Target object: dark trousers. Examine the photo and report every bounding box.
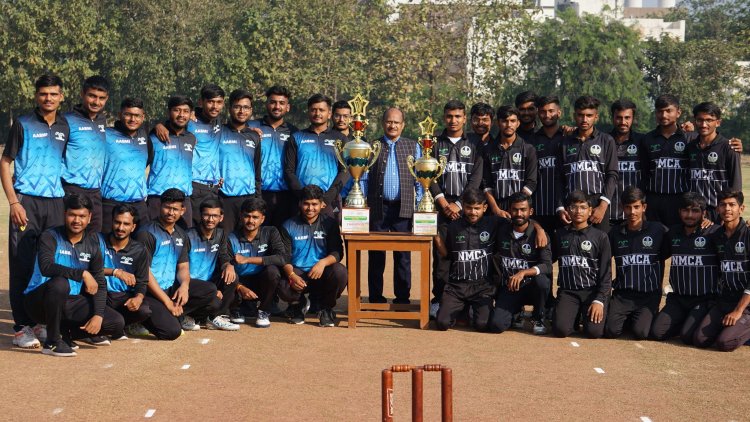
[141,296,181,340]
[9,194,64,331]
[368,202,412,302]
[552,288,607,338]
[435,281,494,332]
[650,293,711,344]
[693,292,750,351]
[107,291,153,331]
[432,216,451,303]
[101,198,149,234]
[604,289,661,340]
[277,263,348,310]
[213,277,238,317]
[236,266,281,312]
[178,280,221,320]
[191,181,220,227]
[262,190,297,228]
[63,184,103,232]
[219,193,254,233]
[147,195,193,229]
[490,274,551,333]
[646,192,682,228]
[24,277,124,343]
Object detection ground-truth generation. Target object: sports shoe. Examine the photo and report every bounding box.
[532,320,548,335]
[229,310,246,324]
[13,326,41,349]
[289,297,307,325]
[126,323,150,337]
[180,315,200,331]
[308,297,321,315]
[33,324,47,343]
[255,310,271,328]
[42,339,77,357]
[512,313,524,329]
[81,336,112,346]
[429,302,440,319]
[207,315,240,331]
[62,335,80,350]
[318,309,335,327]
[111,334,129,341]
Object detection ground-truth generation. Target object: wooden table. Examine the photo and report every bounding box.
[344,232,432,329]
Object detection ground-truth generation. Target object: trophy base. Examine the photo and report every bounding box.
[341,207,370,233]
[412,212,438,236]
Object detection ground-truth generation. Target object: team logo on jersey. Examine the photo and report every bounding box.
[175,238,184,247]
[581,240,592,251]
[672,238,681,246]
[137,137,147,145]
[589,144,602,155]
[617,239,629,248]
[694,237,706,248]
[642,236,653,248]
[627,144,638,155]
[650,144,661,152]
[79,252,92,262]
[479,231,490,242]
[735,242,745,253]
[55,132,66,141]
[707,152,719,163]
[280,134,290,142]
[521,244,532,255]
[184,144,193,152]
[456,234,466,243]
[561,239,569,248]
[567,146,577,155]
[324,139,336,147]
[313,230,325,239]
[246,140,256,148]
[512,153,522,164]
[210,244,219,253]
[213,125,221,134]
[98,124,105,132]
[460,146,471,157]
[120,256,134,266]
[535,144,545,151]
[674,141,686,152]
[258,243,268,253]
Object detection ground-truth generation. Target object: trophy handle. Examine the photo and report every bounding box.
[333,139,346,168]
[365,141,382,172]
[432,155,447,182]
[406,155,417,179]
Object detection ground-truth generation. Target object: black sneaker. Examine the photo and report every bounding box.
[62,334,80,350]
[82,336,112,346]
[289,297,307,325]
[42,339,77,357]
[307,297,321,315]
[318,308,335,327]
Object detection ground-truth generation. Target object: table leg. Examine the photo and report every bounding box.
[420,244,430,329]
[347,241,358,329]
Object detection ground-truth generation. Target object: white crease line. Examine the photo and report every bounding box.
[144,409,156,418]
[570,341,580,347]
[181,364,190,370]
[594,367,605,374]
[52,408,63,415]
[635,343,645,349]
[640,417,652,422]
[103,363,114,369]
[200,338,210,345]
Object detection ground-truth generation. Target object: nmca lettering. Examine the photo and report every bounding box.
[569,161,599,173]
[656,158,682,169]
[721,261,745,272]
[560,255,590,267]
[671,255,704,266]
[445,161,468,173]
[622,254,651,265]
[457,249,487,261]
[501,256,529,270]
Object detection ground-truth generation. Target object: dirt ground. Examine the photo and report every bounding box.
[1,161,750,421]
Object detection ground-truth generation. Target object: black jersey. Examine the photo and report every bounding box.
[667,224,720,296]
[429,131,483,204]
[492,221,552,286]
[609,221,669,293]
[553,225,612,303]
[713,219,750,294]
[557,129,618,209]
[609,131,647,221]
[641,128,698,195]
[688,135,742,208]
[444,215,500,282]
[531,127,564,216]
[482,136,538,207]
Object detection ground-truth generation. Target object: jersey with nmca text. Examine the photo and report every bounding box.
[62,106,107,189]
[530,127,564,216]
[429,131,483,203]
[713,219,750,293]
[557,129,618,208]
[667,224,719,296]
[641,128,697,195]
[687,135,742,208]
[444,215,499,282]
[553,225,612,303]
[609,221,669,293]
[493,221,552,286]
[482,136,538,206]
[609,132,647,221]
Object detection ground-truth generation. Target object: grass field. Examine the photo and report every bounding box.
[0,155,748,421]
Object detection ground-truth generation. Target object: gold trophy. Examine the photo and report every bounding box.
[334,94,381,232]
[408,116,446,235]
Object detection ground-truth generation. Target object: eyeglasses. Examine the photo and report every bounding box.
[232,105,252,112]
[568,205,591,213]
[333,114,352,120]
[695,118,718,125]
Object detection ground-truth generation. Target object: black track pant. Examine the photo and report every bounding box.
[693,292,750,351]
[650,293,711,344]
[235,266,281,312]
[277,264,347,310]
[9,194,64,331]
[107,291,153,337]
[436,281,494,332]
[490,274,550,333]
[431,217,451,303]
[605,290,660,340]
[24,277,124,343]
[553,288,607,339]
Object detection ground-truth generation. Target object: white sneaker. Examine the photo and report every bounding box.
[181,316,200,331]
[255,310,271,328]
[207,315,240,331]
[33,325,47,343]
[429,303,440,319]
[13,326,41,349]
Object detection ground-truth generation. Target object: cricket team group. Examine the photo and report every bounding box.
[3,74,748,357]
